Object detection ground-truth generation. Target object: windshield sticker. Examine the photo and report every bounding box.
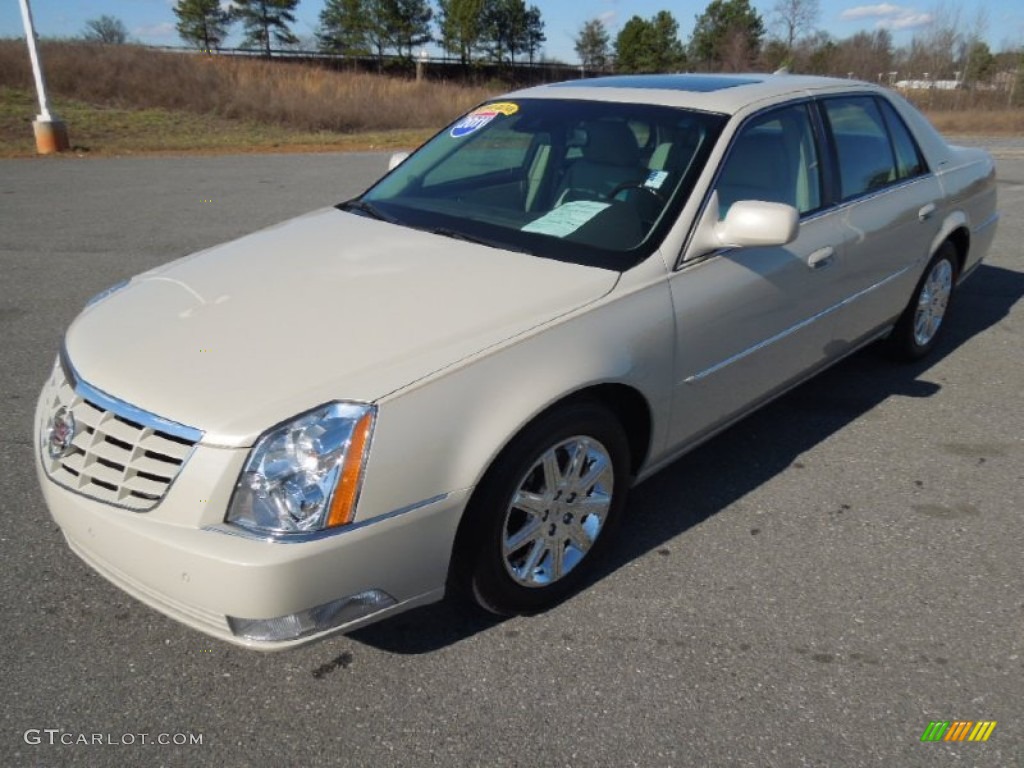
[645,170,669,190]
[521,201,611,237]
[450,103,519,138]
[486,102,519,116]
[451,110,499,138]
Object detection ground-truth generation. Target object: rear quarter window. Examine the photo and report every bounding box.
[878,98,928,179]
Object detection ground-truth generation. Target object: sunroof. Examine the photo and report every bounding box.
[551,75,764,93]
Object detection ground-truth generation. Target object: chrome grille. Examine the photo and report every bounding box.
[40,359,202,511]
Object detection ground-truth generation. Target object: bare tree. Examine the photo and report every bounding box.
[82,15,128,44]
[830,29,893,81]
[721,26,755,71]
[908,1,962,80]
[771,0,819,52]
[958,6,990,86]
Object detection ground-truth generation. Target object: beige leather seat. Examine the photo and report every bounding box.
[554,121,644,204]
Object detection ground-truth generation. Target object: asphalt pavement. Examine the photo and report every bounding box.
[1,147,1021,767]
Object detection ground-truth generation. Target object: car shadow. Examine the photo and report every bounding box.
[345,262,1023,655]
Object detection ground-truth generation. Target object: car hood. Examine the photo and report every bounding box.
[65,208,618,446]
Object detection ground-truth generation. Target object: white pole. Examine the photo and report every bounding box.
[18,0,56,122]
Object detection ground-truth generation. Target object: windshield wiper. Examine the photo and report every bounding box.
[339,199,398,224]
[427,227,532,255]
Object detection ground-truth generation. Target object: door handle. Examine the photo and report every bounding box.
[807,246,835,270]
[918,203,937,221]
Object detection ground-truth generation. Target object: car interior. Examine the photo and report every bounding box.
[362,100,727,262]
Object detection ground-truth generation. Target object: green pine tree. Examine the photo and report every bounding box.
[230,0,299,56]
[174,0,232,51]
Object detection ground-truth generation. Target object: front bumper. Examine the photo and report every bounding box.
[34,377,467,650]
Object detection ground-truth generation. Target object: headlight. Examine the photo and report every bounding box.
[226,403,375,537]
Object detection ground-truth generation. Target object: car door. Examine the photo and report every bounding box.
[819,95,944,346]
[666,101,849,447]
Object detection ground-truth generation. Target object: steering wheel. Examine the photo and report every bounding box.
[608,181,666,204]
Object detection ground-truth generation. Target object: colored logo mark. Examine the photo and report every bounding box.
[920,721,997,742]
[450,110,498,138]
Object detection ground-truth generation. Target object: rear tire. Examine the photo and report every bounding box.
[886,242,959,361]
[451,401,631,616]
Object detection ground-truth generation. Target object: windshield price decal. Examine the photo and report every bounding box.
[450,102,519,138]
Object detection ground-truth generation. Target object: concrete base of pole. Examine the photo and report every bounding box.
[32,119,70,154]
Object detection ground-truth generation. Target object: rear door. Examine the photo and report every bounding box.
[818,95,944,346]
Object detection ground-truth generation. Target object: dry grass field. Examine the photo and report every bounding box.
[0,40,1019,155]
[924,108,1024,135]
[0,41,494,133]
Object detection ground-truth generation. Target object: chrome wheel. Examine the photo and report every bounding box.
[501,436,614,588]
[913,258,953,347]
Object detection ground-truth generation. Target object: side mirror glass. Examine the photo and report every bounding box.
[388,152,410,171]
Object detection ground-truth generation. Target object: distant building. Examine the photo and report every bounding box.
[895,79,961,90]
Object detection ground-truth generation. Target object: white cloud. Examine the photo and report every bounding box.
[598,11,617,25]
[133,22,175,39]
[880,12,933,30]
[840,4,903,21]
[840,4,933,32]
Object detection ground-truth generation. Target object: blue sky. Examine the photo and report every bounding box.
[3,1,1023,63]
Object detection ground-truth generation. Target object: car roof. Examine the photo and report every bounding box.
[507,73,881,115]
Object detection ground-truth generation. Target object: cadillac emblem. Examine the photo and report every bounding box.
[47,405,76,459]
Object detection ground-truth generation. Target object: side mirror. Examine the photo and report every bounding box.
[686,194,800,261]
[388,152,410,171]
[715,200,799,248]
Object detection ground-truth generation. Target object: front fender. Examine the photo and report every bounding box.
[355,257,676,524]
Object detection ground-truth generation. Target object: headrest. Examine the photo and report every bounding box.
[582,121,640,166]
[722,132,786,187]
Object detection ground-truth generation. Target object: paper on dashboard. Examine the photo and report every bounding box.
[521,201,611,237]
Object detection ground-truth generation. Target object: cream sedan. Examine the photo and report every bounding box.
[35,74,998,649]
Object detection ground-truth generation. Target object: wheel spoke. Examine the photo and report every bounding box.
[547,541,564,581]
[574,491,611,518]
[504,518,543,555]
[512,489,547,517]
[541,450,562,494]
[915,311,929,339]
[520,539,547,578]
[576,455,610,494]
[566,438,590,482]
[566,520,593,553]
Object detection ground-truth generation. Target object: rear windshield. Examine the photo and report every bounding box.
[354,98,727,270]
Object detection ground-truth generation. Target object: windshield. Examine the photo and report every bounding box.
[354,98,727,270]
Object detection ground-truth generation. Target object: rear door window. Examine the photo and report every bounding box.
[822,97,897,201]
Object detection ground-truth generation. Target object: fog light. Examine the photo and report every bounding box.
[227,590,396,642]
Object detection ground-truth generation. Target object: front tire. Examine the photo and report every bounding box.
[452,401,631,616]
[887,242,959,360]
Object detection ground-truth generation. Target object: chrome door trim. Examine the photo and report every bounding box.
[643,324,894,483]
[683,262,915,384]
